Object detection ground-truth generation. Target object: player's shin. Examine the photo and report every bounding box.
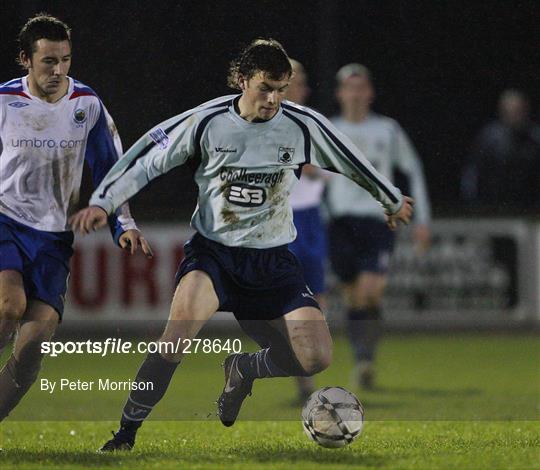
[118,352,180,434]
[347,308,382,361]
[0,352,42,421]
[347,307,382,388]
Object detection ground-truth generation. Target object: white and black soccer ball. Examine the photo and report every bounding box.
[302,386,364,448]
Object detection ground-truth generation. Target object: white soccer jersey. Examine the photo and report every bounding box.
[90,97,403,248]
[327,113,431,224]
[0,76,136,236]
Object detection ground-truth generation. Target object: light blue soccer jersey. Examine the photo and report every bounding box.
[90,97,404,248]
[0,76,136,238]
[327,113,431,224]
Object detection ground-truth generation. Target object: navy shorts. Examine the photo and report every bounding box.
[328,216,395,282]
[0,213,74,317]
[289,206,327,295]
[175,233,320,320]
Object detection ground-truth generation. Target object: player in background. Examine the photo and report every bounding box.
[70,39,413,451]
[0,13,151,422]
[286,59,329,403]
[327,64,431,389]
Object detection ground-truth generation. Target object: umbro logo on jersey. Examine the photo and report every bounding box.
[278,146,295,164]
[215,147,237,153]
[149,127,170,149]
[8,102,29,108]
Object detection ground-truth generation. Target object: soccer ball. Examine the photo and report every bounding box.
[301,386,364,448]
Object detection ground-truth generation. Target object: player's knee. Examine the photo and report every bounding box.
[0,294,26,321]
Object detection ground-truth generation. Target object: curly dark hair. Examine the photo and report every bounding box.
[18,13,71,63]
[227,38,292,90]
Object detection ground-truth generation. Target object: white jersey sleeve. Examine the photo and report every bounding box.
[282,103,403,215]
[89,107,201,214]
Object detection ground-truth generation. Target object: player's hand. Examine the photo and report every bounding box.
[119,229,154,258]
[69,206,108,234]
[413,224,431,255]
[385,196,414,231]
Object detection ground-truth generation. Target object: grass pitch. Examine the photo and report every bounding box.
[1,333,538,469]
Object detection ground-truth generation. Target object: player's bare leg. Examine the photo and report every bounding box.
[100,270,219,451]
[219,306,332,426]
[276,307,332,377]
[294,294,327,403]
[345,272,387,389]
[0,271,26,357]
[0,300,58,421]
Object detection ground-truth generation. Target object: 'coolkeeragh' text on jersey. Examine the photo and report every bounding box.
[0,76,136,236]
[90,96,403,248]
[327,114,431,224]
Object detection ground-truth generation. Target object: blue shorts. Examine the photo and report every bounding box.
[328,216,395,282]
[175,233,320,320]
[289,206,327,295]
[0,213,73,317]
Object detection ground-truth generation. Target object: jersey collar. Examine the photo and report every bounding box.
[22,75,74,106]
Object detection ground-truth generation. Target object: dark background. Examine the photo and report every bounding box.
[2,1,539,221]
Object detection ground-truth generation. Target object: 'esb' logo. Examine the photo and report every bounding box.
[226,184,266,207]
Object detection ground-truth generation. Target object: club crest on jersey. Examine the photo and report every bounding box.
[278,146,295,164]
[8,101,29,108]
[149,127,170,149]
[73,108,87,124]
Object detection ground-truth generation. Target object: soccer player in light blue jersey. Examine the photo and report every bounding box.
[70,39,413,451]
[327,64,431,389]
[0,14,151,422]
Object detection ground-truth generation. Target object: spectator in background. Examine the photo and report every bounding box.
[461,89,540,211]
[287,59,328,403]
[327,64,431,389]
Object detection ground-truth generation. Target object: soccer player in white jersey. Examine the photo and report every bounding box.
[287,59,329,403]
[327,64,431,389]
[0,14,151,422]
[70,39,413,451]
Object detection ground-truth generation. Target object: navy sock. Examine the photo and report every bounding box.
[237,348,291,379]
[347,308,382,362]
[120,352,179,432]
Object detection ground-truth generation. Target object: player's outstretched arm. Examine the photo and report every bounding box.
[69,206,153,258]
[385,196,414,231]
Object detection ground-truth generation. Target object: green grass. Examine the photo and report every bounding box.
[1,333,539,468]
